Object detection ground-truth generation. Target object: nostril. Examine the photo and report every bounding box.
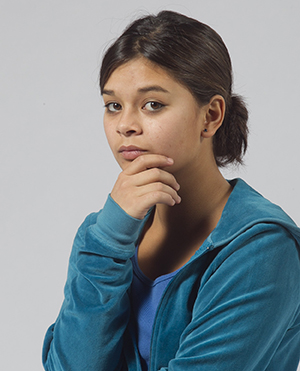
[116,120,142,136]
[121,129,138,137]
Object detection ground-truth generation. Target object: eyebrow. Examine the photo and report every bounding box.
[102,85,170,96]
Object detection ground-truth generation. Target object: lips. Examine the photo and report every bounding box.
[118,145,147,160]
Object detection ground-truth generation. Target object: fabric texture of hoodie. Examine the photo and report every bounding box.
[42,179,300,371]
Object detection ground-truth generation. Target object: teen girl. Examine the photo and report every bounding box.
[43,11,300,371]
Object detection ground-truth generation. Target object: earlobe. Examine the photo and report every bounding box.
[201,95,225,138]
[201,126,210,138]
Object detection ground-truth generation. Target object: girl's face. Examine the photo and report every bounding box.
[102,57,208,175]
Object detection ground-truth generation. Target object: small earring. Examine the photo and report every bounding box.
[203,129,208,132]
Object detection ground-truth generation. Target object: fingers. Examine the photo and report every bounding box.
[110,154,181,219]
[136,182,181,206]
[123,154,174,175]
[130,166,180,192]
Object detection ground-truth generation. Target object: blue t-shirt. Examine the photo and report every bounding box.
[131,249,179,370]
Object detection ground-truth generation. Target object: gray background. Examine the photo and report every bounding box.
[1,1,299,370]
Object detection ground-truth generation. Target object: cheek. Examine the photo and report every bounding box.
[167,122,202,161]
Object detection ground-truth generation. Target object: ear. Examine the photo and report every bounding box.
[201,95,225,138]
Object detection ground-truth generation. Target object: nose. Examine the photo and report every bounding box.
[116,111,143,137]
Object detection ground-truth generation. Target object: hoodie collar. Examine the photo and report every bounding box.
[209,178,300,248]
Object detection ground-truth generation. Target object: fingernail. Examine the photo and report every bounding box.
[167,157,174,164]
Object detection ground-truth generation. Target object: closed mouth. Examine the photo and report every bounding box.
[118,146,147,160]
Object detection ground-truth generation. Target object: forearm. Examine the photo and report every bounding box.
[43,195,144,371]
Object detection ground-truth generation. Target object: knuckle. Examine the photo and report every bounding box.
[137,155,146,165]
[117,172,125,182]
[151,167,161,178]
[150,191,161,201]
[154,182,165,192]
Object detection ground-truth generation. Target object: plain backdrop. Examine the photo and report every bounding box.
[1,1,299,370]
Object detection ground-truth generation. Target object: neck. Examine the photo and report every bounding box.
[137,155,232,279]
[153,160,232,237]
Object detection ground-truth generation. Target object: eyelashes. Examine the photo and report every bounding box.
[143,101,164,111]
[104,101,165,113]
[104,102,122,113]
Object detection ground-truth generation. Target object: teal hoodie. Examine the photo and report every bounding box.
[43,179,300,370]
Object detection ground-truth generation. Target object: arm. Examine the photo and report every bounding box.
[43,154,181,371]
[158,224,300,371]
[42,195,144,371]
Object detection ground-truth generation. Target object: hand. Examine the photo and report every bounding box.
[110,154,181,219]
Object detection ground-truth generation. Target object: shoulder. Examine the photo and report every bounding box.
[205,178,300,289]
[210,178,300,248]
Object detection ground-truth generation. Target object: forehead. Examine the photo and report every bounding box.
[103,57,183,93]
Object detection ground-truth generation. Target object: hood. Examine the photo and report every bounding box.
[209,178,300,248]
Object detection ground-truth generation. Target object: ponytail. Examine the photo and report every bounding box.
[213,95,249,167]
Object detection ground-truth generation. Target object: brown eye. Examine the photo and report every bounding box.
[143,101,164,111]
[105,102,122,112]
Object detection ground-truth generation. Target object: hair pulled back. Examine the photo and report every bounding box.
[100,11,248,167]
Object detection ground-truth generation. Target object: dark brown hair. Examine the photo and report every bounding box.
[100,11,248,167]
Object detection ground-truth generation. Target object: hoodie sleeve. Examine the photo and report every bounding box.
[158,223,300,371]
[42,195,144,371]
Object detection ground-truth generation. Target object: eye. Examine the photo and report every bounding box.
[104,102,122,113]
[143,101,164,112]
